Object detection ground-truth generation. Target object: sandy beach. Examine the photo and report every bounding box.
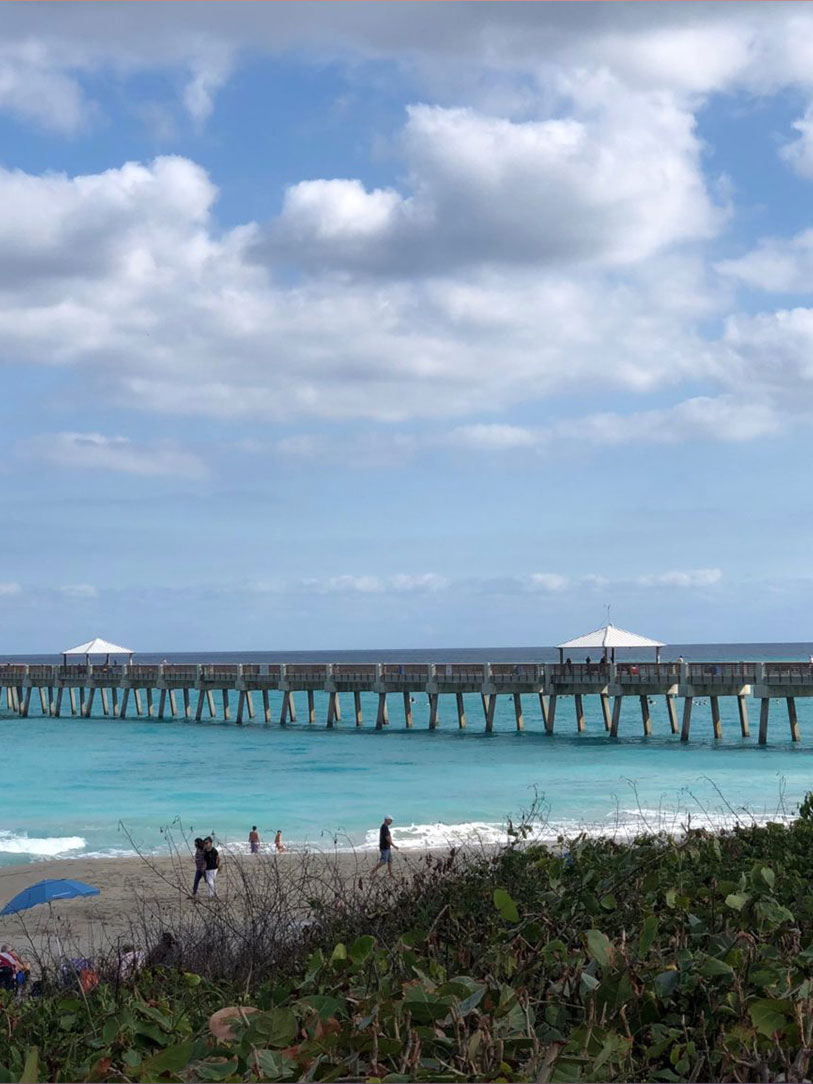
[0,846,449,965]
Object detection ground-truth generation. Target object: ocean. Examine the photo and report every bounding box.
[2,643,812,867]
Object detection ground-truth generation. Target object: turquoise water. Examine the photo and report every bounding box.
[2,644,813,865]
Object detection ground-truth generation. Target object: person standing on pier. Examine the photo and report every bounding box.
[248,826,261,854]
[370,816,399,879]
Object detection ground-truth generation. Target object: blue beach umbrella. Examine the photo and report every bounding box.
[0,878,99,916]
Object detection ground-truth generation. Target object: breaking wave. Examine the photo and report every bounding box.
[0,831,86,857]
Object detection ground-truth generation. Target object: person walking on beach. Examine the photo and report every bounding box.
[370,816,399,879]
[203,836,221,898]
[190,837,206,898]
[274,829,286,852]
[249,826,261,854]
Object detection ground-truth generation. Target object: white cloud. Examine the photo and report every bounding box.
[17,432,207,479]
[0,42,86,134]
[780,107,813,179]
[450,424,538,451]
[0,582,22,597]
[635,569,722,588]
[528,573,570,593]
[268,97,722,274]
[718,229,813,293]
[721,308,813,410]
[448,396,780,453]
[60,584,98,599]
[300,573,449,595]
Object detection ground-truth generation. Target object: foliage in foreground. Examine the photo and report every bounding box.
[6,802,813,1082]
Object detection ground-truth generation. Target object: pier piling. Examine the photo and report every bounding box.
[787,697,799,742]
[680,697,692,742]
[640,695,651,736]
[759,699,770,745]
[711,696,722,739]
[665,695,678,734]
[574,694,584,733]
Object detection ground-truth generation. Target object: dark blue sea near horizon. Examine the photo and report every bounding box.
[2,642,812,867]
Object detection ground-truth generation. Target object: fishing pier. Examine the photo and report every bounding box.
[1,657,813,745]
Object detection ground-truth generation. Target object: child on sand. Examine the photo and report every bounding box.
[274,830,286,852]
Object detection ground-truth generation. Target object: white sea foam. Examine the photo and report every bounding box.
[0,831,86,857]
[359,808,798,852]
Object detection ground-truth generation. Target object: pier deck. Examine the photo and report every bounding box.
[1,659,812,744]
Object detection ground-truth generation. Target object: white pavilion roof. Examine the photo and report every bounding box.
[557,623,665,650]
[63,637,134,656]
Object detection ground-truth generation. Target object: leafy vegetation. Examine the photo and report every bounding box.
[5,803,813,1082]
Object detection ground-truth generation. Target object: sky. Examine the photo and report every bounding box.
[4,2,813,651]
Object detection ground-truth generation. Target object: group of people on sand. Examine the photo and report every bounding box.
[248,826,286,855]
[189,817,399,898]
[189,828,286,899]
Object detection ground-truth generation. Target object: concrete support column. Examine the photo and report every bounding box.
[101,689,110,716]
[84,687,96,718]
[665,695,678,734]
[598,693,611,733]
[640,695,651,737]
[206,690,215,718]
[158,689,167,720]
[737,695,750,738]
[710,696,722,739]
[21,688,31,718]
[54,687,64,718]
[120,688,130,719]
[38,687,48,714]
[787,697,800,742]
[80,687,87,717]
[514,692,525,732]
[280,693,289,726]
[262,689,270,724]
[183,688,191,719]
[195,690,205,722]
[286,691,296,722]
[222,690,230,721]
[485,692,498,732]
[354,691,363,727]
[610,696,623,738]
[111,688,118,717]
[168,690,177,717]
[69,688,78,716]
[456,692,466,729]
[428,692,439,729]
[146,689,154,718]
[546,694,557,734]
[574,694,584,733]
[134,689,143,716]
[759,698,770,745]
[327,691,338,728]
[482,693,490,723]
[246,692,255,719]
[680,697,693,743]
[539,693,550,731]
[404,691,413,729]
[236,691,246,724]
[307,689,315,724]
[375,692,386,730]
